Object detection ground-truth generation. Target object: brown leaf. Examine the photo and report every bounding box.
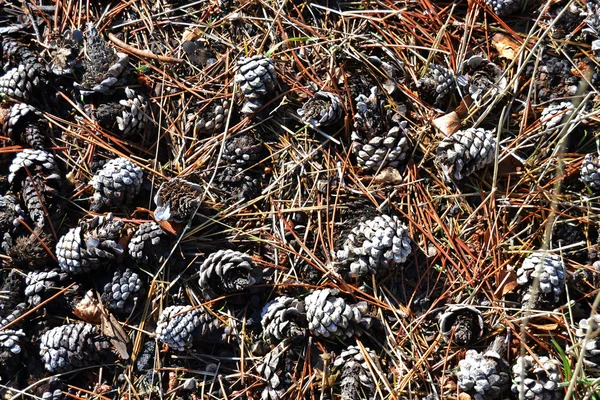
[433,112,461,137]
[528,322,559,331]
[369,167,405,185]
[100,306,130,360]
[492,33,520,61]
[73,290,102,324]
[495,270,518,297]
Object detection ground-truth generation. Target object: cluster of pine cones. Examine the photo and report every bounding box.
[1,0,600,399]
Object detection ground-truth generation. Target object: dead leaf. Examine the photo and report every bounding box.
[494,270,518,297]
[155,218,181,235]
[528,322,559,331]
[100,305,130,360]
[369,167,405,185]
[492,33,520,61]
[73,290,102,324]
[433,111,461,137]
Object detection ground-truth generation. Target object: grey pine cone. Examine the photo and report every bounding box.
[351,87,411,172]
[212,166,261,202]
[336,213,412,278]
[541,101,574,133]
[234,55,277,114]
[304,288,371,339]
[101,268,144,315]
[79,23,128,95]
[154,178,202,222]
[261,296,306,344]
[8,149,61,187]
[297,91,343,127]
[575,314,600,372]
[581,153,600,190]
[24,268,69,306]
[223,133,264,169]
[22,174,60,229]
[333,345,377,400]
[56,213,124,274]
[257,340,294,400]
[4,102,48,149]
[155,305,220,351]
[39,323,111,373]
[90,157,143,211]
[0,62,43,101]
[0,328,25,356]
[116,87,148,136]
[198,249,256,299]
[456,343,510,399]
[516,252,565,309]
[485,0,524,16]
[128,221,167,264]
[186,99,229,135]
[47,29,82,76]
[438,304,484,346]
[417,63,456,106]
[435,127,496,181]
[457,56,507,106]
[511,355,561,400]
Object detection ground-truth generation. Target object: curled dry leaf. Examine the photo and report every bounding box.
[73,289,102,324]
[492,33,520,61]
[433,111,461,137]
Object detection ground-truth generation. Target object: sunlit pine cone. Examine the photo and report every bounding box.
[154,178,203,222]
[304,288,371,339]
[39,322,111,373]
[416,63,456,107]
[297,91,343,127]
[47,29,83,75]
[336,213,412,278]
[435,127,496,181]
[128,221,167,265]
[351,87,411,172]
[457,55,507,106]
[198,249,256,299]
[574,314,600,372]
[333,345,378,400]
[3,103,49,149]
[222,133,264,169]
[581,153,600,190]
[0,39,45,101]
[155,305,220,351]
[55,213,124,274]
[261,296,306,344]
[516,252,565,309]
[24,268,69,306]
[101,268,144,315]
[456,337,511,399]
[234,55,277,114]
[540,101,574,133]
[256,339,295,400]
[186,99,229,135]
[485,0,524,16]
[79,23,128,95]
[116,87,149,136]
[0,302,27,329]
[89,157,143,211]
[8,149,61,188]
[0,329,26,377]
[511,355,561,400]
[438,304,484,346]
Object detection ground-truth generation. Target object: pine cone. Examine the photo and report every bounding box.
[79,23,129,95]
[456,337,511,400]
[47,29,83,75]
[22,174,61,228]
[256,339,295,400]
[24,268,69,306]
[575,314,600,372]
[154,178,203,222]
[516,252,565,309]
[0,194,23,247]
[198,249,256,299]
[351,87,411,172]
[0,62,44,101]
[583,2,600,40]
[416,63,456,107]
[438,304,484,346]
[8,229,54,269]
[56,213,124,274]
[186,99,229,135]
[435,127,496,181]
[541,101,574,133]
[155,305,220,351]
[457,56,507,106]
[0,329,25,377]
[525,55,579,103]
[0,302,27,329]
[304,288,371,339]
[0,270,24,317]
[39,322,111,373]
[128,221,167,265]
[222,133,264,169]
[89,157,143,211]
[3,103,48,149]
[234,54,277,114]
[297,91,343,127]
[115,87,149,136]
[8,149,61,188]
[336,213,412,278]
[485,0,523,16]
[333,345,377,400]
[511,355,561,400]
[101,268,144,315]
[212,166,261,202]
[581,153,600,190]
[261,296,306,344]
